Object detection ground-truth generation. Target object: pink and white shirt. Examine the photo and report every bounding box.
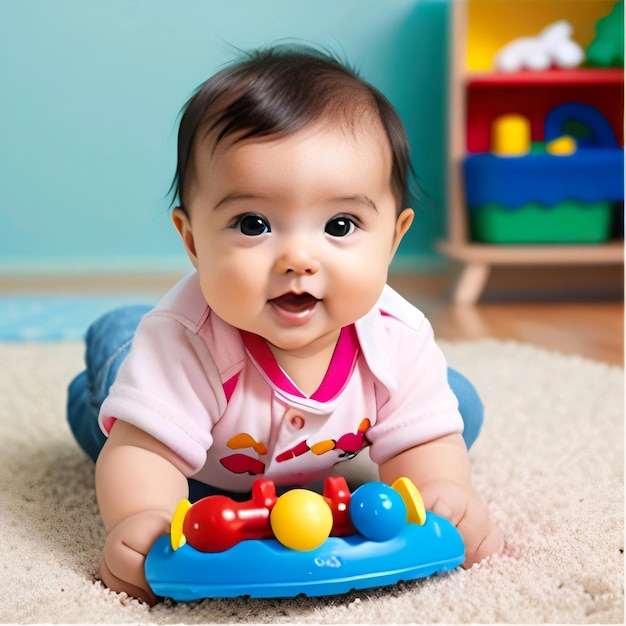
[98,272,463,492]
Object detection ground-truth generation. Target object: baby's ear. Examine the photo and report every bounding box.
[172,208,198,267]
[391,208,414,258]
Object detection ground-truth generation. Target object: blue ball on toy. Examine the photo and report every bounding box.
[349,482,407,542]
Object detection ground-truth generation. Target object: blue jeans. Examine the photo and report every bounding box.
[67,307,484,496]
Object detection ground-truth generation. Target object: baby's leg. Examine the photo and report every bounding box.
[447,368,484,449]
[67,305,151,462]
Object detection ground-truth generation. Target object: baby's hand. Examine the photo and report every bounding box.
[420,479,504,568]
[99,510,171,605]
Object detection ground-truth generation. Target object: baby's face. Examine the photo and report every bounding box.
[174,118,413,357]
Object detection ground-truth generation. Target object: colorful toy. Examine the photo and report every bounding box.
[465,71,623,155]
[546,136,576,156]
[587,1,624,68]
[492,114,531,156]
[145,477,465,600]
[464,57,623,244]
[494,20,584,73]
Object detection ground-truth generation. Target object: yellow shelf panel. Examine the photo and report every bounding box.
[466,0,619,71]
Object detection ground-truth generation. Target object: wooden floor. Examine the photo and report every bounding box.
[1,266,623,366]
[389,266,624,366]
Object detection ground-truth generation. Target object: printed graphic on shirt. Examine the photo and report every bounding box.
[275,417,371,463]
[219,433,267,475]
[226,432,268,455]
[218,418,371,476]
[219,453,266,475]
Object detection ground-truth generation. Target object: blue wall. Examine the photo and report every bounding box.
[0,0,450,274]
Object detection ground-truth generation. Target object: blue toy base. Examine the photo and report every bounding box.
[145,512,464,600]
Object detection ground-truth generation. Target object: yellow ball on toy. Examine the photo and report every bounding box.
[270,489,333,551]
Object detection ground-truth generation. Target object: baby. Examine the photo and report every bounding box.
[68,44,503,605]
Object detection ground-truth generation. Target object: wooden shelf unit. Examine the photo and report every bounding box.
[437,0,624,304]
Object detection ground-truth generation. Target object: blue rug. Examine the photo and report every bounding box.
[0,295,157,341]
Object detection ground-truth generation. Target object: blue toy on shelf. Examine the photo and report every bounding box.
[145,477,465,600]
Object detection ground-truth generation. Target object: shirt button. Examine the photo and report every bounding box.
[290,414,305,430]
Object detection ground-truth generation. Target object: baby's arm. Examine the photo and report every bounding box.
[95,420,192,604]
[379,433,504,567]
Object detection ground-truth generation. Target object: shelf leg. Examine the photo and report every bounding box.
[452,262,490,304]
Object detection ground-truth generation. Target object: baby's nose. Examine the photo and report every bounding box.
[274,246,320,275]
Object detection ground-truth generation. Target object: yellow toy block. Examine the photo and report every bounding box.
[492,114,531,156]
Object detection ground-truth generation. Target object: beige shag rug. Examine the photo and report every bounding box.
[0,339,623,624]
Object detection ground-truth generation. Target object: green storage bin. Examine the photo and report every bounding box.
[469,200,614,244]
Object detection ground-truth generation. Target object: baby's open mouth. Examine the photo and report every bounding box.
[269,292,320,313]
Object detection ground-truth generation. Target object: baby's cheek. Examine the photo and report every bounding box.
[201,269,251,306]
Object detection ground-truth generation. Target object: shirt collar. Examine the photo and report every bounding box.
[240,324,360,403]
[354,305,398,394]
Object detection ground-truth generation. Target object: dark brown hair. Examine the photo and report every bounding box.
[171,44,415,214]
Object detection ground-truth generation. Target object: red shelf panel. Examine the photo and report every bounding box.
[466,69,624,152]
[467,68,624,88]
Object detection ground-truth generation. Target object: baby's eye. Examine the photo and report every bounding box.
[325,216,356,238]
[236,213,271,236]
